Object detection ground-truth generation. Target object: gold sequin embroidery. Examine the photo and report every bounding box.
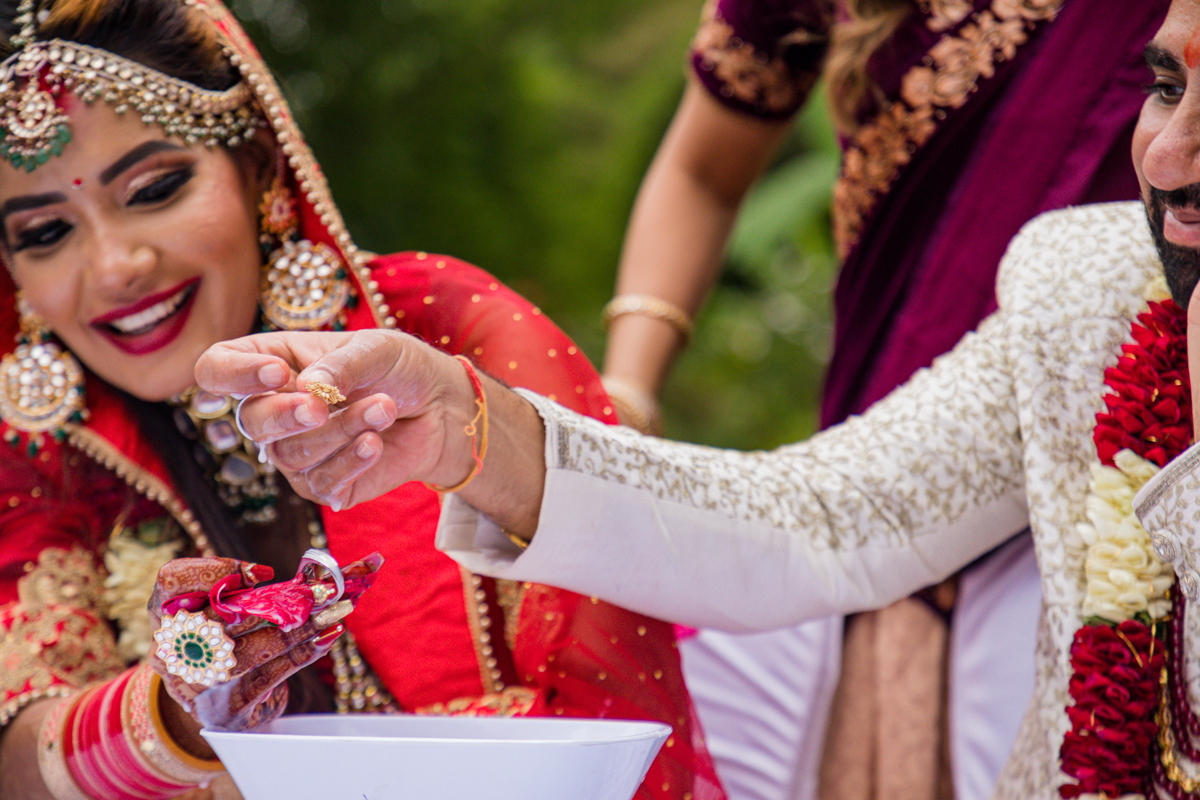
[833,0,1062,258]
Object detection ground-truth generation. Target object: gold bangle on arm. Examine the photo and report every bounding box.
[601,295,694,344]
[600,375,663,436]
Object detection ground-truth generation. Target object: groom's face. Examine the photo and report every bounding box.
[1135,0,1200,305]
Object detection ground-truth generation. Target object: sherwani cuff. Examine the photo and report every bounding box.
[1134,439,1200,599]
[436,388,565,575]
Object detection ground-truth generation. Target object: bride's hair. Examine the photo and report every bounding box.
[0,0,237,90]
[824,0,913,134]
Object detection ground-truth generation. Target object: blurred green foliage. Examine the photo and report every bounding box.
[235,0,839,450]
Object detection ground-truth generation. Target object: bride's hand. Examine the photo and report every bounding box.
[147,558,346,732]
[194,330,478,510]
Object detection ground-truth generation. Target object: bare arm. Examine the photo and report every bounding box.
[0,699,56,799]
[604,79,792,396]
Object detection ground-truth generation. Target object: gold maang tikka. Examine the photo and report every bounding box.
[0,0,263,172]
[258,156,350,331]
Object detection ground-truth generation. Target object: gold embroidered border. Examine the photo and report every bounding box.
[690,0,821,117]
[918,0,973,32]
[416,686,538,718]
[459,567,504,694]
[2,548,125,727]
[494,579,527,653]
[832,0,1062,259]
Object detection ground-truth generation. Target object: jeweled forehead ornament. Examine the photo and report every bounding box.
[0,39,263,172]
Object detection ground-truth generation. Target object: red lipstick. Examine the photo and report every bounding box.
[92,278,200,356]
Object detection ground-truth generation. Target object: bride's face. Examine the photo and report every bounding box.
[0,99,265,401]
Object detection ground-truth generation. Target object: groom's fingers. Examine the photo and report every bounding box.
[234,392,329,443]
[195,331,354,396]
[297,330,436,415]
[266,395,396,468]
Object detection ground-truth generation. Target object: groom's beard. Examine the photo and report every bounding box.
[1147,184,1200,306]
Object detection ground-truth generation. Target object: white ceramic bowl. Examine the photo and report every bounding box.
[201,714,671,800]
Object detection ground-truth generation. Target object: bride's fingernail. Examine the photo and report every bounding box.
[314,623,344,647]
[356,438,379,460]
[247,564,274,583]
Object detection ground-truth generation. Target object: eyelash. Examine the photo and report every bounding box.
[128,165,194,205]
[11,166,195,253]
[1144,79,1185,103]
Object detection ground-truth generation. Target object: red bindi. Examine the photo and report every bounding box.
[71,178,82,189]
[1187,26,1200,69]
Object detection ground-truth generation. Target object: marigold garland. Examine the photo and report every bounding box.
[1059,296,1191,800]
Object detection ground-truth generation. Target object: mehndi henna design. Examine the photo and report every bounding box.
[148,550,381,730]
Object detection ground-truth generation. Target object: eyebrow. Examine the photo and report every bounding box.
[1146,42,1183,72]
[99,140,185,186]
[0,192,67,222]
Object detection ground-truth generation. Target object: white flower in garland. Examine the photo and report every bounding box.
[103,529,184,662]
[1078,449,1174,622]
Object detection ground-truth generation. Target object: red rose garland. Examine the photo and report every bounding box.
[1060,299,1191,799]
[1094,300,1192,470]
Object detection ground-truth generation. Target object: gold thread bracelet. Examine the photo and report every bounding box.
[425,355,489,494]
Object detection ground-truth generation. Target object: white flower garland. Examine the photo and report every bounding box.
[103,530,184,661]
[1078,449,1174,622]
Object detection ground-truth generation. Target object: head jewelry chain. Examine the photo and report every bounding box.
[0,0,262,171]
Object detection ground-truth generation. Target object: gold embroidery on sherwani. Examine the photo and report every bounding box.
[832,0,1062,258]
[524,200,1163,799]
[1,547,124,726]
[690,0,823,116]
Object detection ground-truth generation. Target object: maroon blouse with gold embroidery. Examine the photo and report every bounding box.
[690,0,1167,426]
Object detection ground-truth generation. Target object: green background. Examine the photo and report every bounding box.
[235,0,839,450]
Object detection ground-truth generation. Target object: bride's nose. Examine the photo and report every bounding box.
[88,234,157,294]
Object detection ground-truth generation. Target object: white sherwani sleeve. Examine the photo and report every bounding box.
[437,312,1030,632]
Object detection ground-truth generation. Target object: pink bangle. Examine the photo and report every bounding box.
[37,665,223,800]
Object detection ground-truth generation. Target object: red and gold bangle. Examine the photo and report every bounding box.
[129,666,225,786]
[426,355,490,494]
[37,665,223,800]
[38,692,89,800]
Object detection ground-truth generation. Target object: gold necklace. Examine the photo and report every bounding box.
[169,387,279,525]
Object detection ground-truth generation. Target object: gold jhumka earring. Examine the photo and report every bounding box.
[0,296,85,433]
[258,159,350,331]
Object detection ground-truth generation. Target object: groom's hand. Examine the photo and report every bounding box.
[195,330,476,510]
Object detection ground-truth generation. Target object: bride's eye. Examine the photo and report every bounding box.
[129,166,194,205]
[13,218,71,252]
